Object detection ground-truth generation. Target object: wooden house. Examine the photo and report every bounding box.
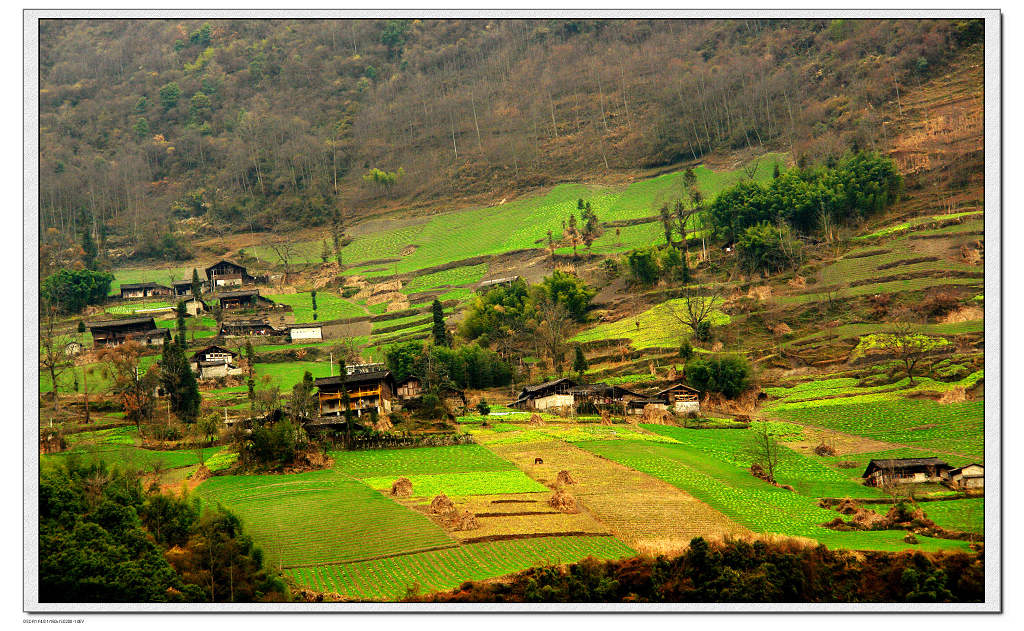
[569,383,645,410]
[862,457,952,487]
[87,317,170,348]
[396,376,422,399]
[189,345,243,380]
[205,260,255,287]
[172,278,209,297]
[289,323,323,342]
[182,296,208,317]
[510,377,576,410]
[216,289,274,310]
[314,369,395,418]
[944,463,984,490]
[219,319,280,337]
[119,282,173,300]
[654,382,702,415]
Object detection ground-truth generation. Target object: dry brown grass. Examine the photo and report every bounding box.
[548,489,579,513]
[391,477,413,498]
[430,493,457,515]
[556,470,576,486]
[938,386,970,404]
[942,306,983,324]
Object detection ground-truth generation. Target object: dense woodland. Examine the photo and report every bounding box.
[39,18,982,251]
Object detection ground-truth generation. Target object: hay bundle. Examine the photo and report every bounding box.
[548,489,578,513]
[373,415,394,432]
[599,410,612,425]
[813,442,837,456]
[556,470,576,486]
[748,285,773,301]
[528,413,544,426]
[788,275,807,289]
[191,463,212,482]
[749,462,772,482]
[938,386,970,404]
[772,322,793,337]
[641,404,672,424]
[391,477,413,498]
[430,493,457,516]
[666,366,678,381]
[450,510,479,531]
[835,498,860,515]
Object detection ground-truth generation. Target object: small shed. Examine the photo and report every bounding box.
[119,282,172,300]
[289,323,323,342]
[655,382,702,416]
[944,463,984,490]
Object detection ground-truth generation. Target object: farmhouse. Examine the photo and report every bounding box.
[944,463,984,490]
[569,383,646,410]
[862,457,952,487]
[396,376,422,399]
[172,278,209,296]
[189,345,243,380]
[625,397,671,415]
[216,289,274,310]
[289,323,323,342]
[182,296,208,317]
[119,282,172,300]
[87,316,170,348]
[655,383,702,415]
[314,368,395,418]
[205,260,256,287]
[510,377,576,410]
[219,319,280,336]
[477,276,522,292]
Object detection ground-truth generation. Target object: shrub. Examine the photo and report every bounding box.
[476,399,491,416]
[685,354,752,398]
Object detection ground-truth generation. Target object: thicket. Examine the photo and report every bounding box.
[459,272,595,342]
[39,457,287,602]
[385,341,512,391]
[708,152,903,242]
[685,354,752,398]
[412,537,984,603]
[40,268,114,312]
[38,19,973,242]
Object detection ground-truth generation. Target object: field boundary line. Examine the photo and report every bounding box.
[281,543,461,569]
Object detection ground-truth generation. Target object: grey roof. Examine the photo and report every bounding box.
[87,316,158,329]
[948,463,984,475]
[520,377,576,395]
[216,289,262,299]
[120,282,171,291]
[191,345,238,359]
[479,276,522,287]
[655,383,702,396]
[863,457,951,477]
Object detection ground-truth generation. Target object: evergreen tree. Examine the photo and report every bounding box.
[190,268,201,297]
[175,300,187,346]
[572,345,588,380]
[431,299,449,347]
[80,227,98,271]
[160,338,201,422]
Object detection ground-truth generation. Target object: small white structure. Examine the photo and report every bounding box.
[189,344,244,380]
[289,324,323,341]
[655,383,702,416]
[944,464,984,490]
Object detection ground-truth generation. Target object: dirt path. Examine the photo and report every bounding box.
[488,440,748,556]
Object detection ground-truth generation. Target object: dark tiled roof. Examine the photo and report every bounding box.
[520,377,576,395]
[191,345,237,359]
[120,282,171,290]
[87,316,158,329]
[863,457,951,478]
[655,383,702,396]
[216,289,261,299]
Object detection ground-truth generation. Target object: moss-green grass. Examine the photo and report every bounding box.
[361,471,547,497]
[265,291,366,322]
[330,444,518,478]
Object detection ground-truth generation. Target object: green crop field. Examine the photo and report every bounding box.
[855,211,983,240]
[766,397,984,460]
[108,267,193,296]
[250,156,783,277]
[361,471,547,497]
[577,438,969,553]
[42,439,223,473]
[254,360,337,390]
[820,243,982,286]
[464,422,681,446]
[285,535,635,601]
[917,498,985,534]
[195,469,455,568]
[402,264,488,293]
[40,354,162,394]
[105,301,175,315]
[778,276,983,305]
[331,444,519,478]
[265,291,366,322]
[572,298,731,349]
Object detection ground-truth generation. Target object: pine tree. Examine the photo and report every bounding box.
[191,268,202,297]
[160,338,200,423]
[80,227,98,271]
[431,299,449,347]
[572,345,588,379]
[175,301,187,346]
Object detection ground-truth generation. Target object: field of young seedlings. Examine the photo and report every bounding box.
[265,291,367,322]
[578,437,971,553]
[41,425,224,473]
[286,535,635,601]
[195,470,456,568]
[571,298,731,349]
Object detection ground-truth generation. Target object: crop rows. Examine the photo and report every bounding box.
[917,498,985,534]
[578,440,970,553]
[331,444,517,477]
[265,291,366,322]
[361,471,548,497]
[195,470,454,567]
[572,298,731,349]
[286,536,635,601]
[465,422,682,446]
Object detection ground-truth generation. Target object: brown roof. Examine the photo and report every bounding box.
[216,289,262,299]
[315,371,394,388]
[191,345,238,360]
[863,458,951,478]
[87,316,158,329]
[120,282,171,291]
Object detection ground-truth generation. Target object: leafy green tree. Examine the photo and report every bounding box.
[627,249,660,285]
[41,269,114,313]
[159,81,181,110]
[187,92,212,126]
[572,345,588,379]
[289,370,317,419]
[431,299,449,346]
[534,270,595,322]
[160,338,201,423]
[134,96,148,113]
[191,268,202,297]
[132,116,150,140]
[685,354,751,398]
[736,222,799,275]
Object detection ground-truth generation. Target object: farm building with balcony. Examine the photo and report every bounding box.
[205,259,256,287]
[510,377,577,411]
[216,289,275,310]
[655,383,702,415]
[314,367,395,418]
[189,345,244,380]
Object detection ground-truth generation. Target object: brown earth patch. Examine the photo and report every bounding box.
[459,532,614,544]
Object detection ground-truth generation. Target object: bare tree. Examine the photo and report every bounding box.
[744,424,784,484]
[266,239,306,285]
[665,283,722,342]
[40,303,73,412]
[533,299,572,375]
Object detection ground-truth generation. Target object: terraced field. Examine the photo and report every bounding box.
[572,297,731,349]
[488,438,747,554]
[195,470,455,569]
[41,425,224,473]
[465,421,682,446]
[266,291,366,322]
[579,437,971,553]
[918,498,985,534]
[286,535,634,601]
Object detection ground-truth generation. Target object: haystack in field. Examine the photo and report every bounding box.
[556,470,576,486]
[191,463,211,482]
[450,510,479,531]
[528,413,544,426]
[391,477,413,498]
[641,404,672,424]
[373,415,394,432]
[430,493,457,516]
[548,489,578,513]
[600,410,612,425]
[939,386,969,404]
